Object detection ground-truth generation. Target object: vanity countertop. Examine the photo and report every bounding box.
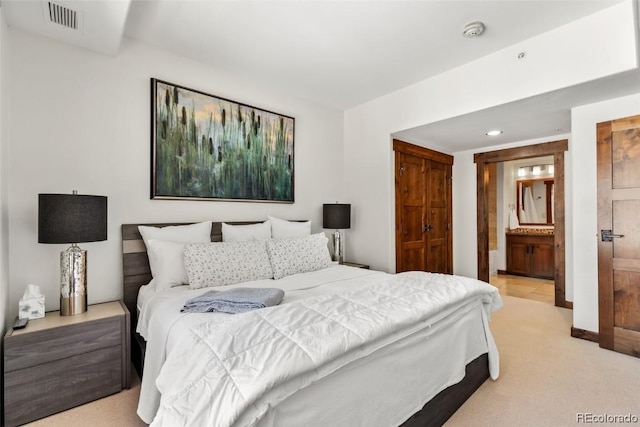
[506,227,554,236]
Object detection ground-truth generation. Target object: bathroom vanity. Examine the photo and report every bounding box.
[505,229,554,280]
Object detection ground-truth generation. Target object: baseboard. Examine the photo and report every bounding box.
[571,326,599,343]
[559,300,573,309]
[497,270,507,275]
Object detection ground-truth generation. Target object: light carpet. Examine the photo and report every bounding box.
[26,295,640,426]
[446,295,640,426]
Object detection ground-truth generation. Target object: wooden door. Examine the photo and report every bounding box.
[394,140,453,274]
[426,160,452,273]
[597,115,640,357]
[395,150,426,271]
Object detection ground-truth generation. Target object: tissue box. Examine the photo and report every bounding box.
[19,285,45,320]
[19,297,45,320]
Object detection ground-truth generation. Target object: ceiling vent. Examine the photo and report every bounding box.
[46,2,78,30]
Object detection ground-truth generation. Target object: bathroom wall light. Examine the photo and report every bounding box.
[518,164,553,178]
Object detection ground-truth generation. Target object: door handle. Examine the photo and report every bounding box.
[601,229,624,242]
[423,224,433,232]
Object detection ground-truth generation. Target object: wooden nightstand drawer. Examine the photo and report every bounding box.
[4,346,122,426]
[4,316,121,372]
[3,301,130,427]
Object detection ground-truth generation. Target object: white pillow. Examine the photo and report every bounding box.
[184,241,274,289]
[268,215,311,239]
[222,221,271,242]
[146,240,190,291]
[138,222,212,285]
[266,233,331,280]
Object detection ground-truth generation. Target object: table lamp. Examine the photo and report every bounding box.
[38,191,107,316]
[323,203,351,264]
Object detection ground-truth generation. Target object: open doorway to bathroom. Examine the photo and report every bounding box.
[488,158,556,304]
[474,139,571,309]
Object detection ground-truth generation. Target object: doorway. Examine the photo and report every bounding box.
[474,139,570,308]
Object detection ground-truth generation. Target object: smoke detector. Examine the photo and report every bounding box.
[463,21,485,38]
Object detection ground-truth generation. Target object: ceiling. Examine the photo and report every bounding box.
[395,68,640,152]
[122,0,623,110]
[3,0,638,151]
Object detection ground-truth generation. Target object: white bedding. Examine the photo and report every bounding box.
[136,265,501,426]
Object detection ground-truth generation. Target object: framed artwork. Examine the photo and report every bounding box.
[151,78,295,202]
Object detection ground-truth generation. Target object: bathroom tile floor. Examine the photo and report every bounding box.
[489,274,555,305]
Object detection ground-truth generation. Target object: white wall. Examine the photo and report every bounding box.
[344,1,637,274]
[571,93,640,332]
[5,29,344,319]
[0,9,9,336]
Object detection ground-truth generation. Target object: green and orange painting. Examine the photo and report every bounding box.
[151,79,294,202]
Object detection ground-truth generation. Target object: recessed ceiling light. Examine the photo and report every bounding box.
[486,130,502,136]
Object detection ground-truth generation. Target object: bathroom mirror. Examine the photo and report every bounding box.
[516,178,554,225]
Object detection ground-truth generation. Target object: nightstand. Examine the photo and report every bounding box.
[342,261,370,269]
[3,301,130,426]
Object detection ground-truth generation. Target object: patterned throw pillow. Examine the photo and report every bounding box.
[266,233,331,280]
[184,241,274,289]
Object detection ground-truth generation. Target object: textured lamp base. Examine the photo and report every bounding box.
[332,230,344,264]
[60,245,87,316]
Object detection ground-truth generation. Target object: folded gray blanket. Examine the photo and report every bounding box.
[181,287,285,314]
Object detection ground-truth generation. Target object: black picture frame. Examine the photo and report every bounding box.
[151,78,295,202]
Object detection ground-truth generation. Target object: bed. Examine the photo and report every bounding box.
[122,221,501,426]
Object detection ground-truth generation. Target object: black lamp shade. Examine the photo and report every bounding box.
[323,203,351,229]
[38,194,108,244]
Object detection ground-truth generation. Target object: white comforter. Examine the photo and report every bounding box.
[137,265,390,423]
[150,270,501,427]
